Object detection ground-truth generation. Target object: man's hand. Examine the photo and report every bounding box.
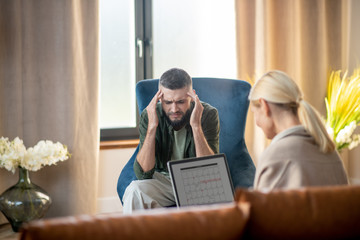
[146,90,163,130]
[187,89,214,156]
[137,89,163,173]
[187,89,204,129]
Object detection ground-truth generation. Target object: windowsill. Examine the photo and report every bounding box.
[100,139,139,150]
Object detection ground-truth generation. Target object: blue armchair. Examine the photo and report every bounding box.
[117,78,256,203]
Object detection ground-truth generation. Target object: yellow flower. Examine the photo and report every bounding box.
[325,68,360,150]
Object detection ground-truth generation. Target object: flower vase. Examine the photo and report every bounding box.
[0,167,52,232]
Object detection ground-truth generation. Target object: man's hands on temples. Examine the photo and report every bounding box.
[136,90,163,173]
[187,89,204,130]
[146,89,163,130]
[187,89,214,157]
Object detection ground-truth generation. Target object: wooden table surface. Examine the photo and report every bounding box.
[0,224,19,240]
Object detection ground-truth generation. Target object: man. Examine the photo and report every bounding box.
[122,68,220,213]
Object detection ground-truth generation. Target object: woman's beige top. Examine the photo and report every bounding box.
[254,126,348,190]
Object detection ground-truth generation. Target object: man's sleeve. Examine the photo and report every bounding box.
[133,110,155,179]
[201,107,220,153]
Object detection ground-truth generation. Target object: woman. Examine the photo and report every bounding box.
[249,70,348,190]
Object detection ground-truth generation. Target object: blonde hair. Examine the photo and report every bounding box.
[248,70,335,153]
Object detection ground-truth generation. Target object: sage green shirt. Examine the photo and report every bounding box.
[172,127,187,161]
[134,101,220,179]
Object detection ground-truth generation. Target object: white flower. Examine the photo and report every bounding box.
[335,121,357,145]
[349,134,360,150]
[0,137,70,173]
[0,137,26,173]
[22,140,70,172]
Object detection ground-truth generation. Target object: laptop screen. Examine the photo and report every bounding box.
[167,153,234,207]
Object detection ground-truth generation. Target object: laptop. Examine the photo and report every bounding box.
[167,153,234,207]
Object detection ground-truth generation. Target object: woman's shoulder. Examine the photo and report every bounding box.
[262,130,311,157]
[263,129,340,164]
[277,130,314,149]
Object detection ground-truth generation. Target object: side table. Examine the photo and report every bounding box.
[0,224,19,240]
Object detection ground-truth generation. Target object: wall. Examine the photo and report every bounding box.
[97,148,135,213]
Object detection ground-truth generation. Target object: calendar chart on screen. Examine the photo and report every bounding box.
[168,154,234,207]
[181,163,227,205]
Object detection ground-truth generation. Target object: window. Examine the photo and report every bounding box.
[99,0,236,141]
[152,0,237,78]
[99,0,151,140]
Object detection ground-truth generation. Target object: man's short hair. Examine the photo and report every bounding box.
[159,68,192,90]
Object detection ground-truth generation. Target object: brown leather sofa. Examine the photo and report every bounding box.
[20,185,360,240]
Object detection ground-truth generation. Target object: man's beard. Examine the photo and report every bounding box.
[164,109,192,130]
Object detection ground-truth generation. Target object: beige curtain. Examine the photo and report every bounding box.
[0,0,99,223]
[235,0,359,177]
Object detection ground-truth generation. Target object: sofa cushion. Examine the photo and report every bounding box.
[235,185,360,240]
[20,202,250,240]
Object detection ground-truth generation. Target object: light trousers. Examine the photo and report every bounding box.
[122,172,176,214]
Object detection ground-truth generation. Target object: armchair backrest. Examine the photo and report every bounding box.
[117,78,255,203]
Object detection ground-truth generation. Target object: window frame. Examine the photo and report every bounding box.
[100,0,153,141]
